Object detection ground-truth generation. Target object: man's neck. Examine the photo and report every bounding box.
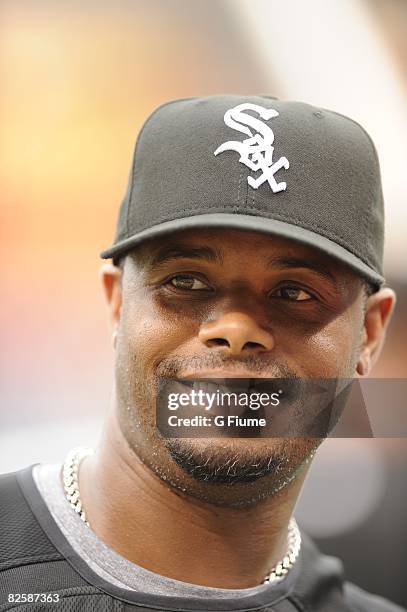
[78,412,307,589]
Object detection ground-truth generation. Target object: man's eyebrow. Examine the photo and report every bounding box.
[150,245,222,267]
[266,256,336,282]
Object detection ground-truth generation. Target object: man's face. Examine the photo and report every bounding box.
[109,228,371,506]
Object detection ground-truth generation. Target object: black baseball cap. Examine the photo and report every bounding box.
[101,95,385,288]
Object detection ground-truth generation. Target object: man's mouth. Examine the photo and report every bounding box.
[168,374,287,400]
[178,369,272,379]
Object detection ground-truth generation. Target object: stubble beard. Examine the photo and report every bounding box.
[115,345,321,504]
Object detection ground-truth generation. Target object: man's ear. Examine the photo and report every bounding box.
[356,287,396,376]
[100,263,123,347]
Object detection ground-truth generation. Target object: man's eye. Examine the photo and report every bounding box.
[168,275,209,291]
[272,286,313,301]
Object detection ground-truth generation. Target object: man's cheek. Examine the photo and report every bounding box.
[123,306,196,372]
[304,335,341,375]
[302,326,357,377]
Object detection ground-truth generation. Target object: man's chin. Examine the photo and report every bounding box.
[165,437,309,486]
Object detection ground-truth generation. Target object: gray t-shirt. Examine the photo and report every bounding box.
[2,463,404,610]
[32,463,275,599]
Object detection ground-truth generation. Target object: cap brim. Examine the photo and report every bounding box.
[100,213,384,288]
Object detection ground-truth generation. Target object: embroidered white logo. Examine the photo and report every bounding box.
[214,103,289,193]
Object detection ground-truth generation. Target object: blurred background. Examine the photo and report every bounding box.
[1,0,406,606]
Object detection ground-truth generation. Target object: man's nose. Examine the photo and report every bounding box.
[198,312,274,356]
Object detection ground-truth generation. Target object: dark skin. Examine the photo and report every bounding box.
[79,228,395,589]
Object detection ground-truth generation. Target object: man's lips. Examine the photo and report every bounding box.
[177,370,272,379]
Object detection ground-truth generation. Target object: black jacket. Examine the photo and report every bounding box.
[0,466,405,612]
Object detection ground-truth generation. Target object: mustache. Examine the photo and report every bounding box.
[155,353,297,379]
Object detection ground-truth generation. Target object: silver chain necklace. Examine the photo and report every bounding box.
[62,446,301,585]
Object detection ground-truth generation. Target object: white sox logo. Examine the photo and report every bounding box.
[214,103,289,193]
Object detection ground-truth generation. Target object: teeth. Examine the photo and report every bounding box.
[180,380,193,388]
[192,380,220,395]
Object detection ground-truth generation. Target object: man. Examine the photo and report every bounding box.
[0,95,403,611]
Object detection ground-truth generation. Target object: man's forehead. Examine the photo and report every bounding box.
[146,228,336,263]
[133,227,354,282]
